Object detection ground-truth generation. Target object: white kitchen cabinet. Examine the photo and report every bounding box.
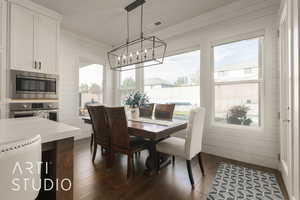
[10,4,36,72]
[9,0,61,74]
[37,15,58,74]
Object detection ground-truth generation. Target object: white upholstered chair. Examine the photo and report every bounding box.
[0,135,42,200]
[156,107,205,188]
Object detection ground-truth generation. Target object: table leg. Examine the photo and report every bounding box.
[145,140,157,175]
[145,140,171,176]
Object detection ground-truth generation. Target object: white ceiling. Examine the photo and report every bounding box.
[31,0,238,46]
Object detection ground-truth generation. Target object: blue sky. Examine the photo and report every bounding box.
[214,38,259,68]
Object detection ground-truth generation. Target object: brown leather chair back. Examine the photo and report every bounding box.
[154,104,175,120]
[139,104,154,118]
[87,105,109,145]
[105,107,130,150]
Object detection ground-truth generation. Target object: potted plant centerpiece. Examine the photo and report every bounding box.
[124,91,149,119]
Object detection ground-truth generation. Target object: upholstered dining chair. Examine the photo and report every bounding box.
[0,135,41,200]
[156,107,206,188]
[87,105,110,163]
[154,104,175,120]
[139,103,155,118]
[105,107,149,179]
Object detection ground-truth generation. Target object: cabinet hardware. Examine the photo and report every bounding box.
[39,62,41,70]
[282,119,291,122]
[34,61,37,69]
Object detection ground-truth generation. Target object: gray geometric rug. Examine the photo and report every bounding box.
[207,162,284,200]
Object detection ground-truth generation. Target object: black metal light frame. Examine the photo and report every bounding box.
[107,0,167,71]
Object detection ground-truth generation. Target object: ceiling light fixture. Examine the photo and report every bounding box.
[107,0,167,71]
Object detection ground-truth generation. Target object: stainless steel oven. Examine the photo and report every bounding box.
[11,70,58,99]
[9,102,59,121]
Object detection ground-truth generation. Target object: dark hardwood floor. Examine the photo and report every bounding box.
[74,139,288,200]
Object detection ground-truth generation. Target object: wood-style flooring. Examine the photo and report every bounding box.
[74,139,288,200]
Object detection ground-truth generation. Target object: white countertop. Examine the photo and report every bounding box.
[0,117,80,145]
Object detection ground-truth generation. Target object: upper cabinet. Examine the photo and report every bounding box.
[37,14,59,74]
[8,0,61,74]
[10,4,35,72]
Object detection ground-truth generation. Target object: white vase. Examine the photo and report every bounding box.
[130,108,139,119]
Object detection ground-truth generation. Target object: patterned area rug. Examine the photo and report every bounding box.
[207,162,284,200]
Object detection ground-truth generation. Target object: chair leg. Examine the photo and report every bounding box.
[172,156,175,165]
[156,152,160,172]
[197,153,205,176]
[90,133,94,152]
[92,142,97,162]
[101,147,104,155]
[127,154,133,179]
[186,160,194,188]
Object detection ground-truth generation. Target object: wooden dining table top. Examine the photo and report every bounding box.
[82,116,187,141]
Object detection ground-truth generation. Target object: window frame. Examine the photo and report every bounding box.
[118,67,138,104]
[78,63,105,116]
[141,48,201,119]
[210,33,265,131]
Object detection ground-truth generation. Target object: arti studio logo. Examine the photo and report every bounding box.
[11,161,72,192]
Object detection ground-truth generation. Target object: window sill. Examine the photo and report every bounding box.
[209,122,263,133]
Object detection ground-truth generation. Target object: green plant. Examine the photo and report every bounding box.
[124,91,149,108]
[226,105,253,126]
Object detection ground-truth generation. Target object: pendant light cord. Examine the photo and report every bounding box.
[141,4,143,38]
[127,11,129,43]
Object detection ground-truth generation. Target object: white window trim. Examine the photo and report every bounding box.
[118,46,202,106]
[141,47,201,117]
[118,68,138,105]
[77,60,105,117]
[210,33,265,131]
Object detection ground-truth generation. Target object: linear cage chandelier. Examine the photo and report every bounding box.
[107,0,167,71]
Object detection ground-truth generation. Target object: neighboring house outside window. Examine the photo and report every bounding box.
[213,37,263,127]
[144,50,200,120]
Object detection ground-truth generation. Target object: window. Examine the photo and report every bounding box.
[144,50,200,120]
[244,68,253,74]
[119,65,136,104]
[213,37,263,127]
[218,71,228,77]
[79,64,103,116]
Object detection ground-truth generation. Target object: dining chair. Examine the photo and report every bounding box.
[87,105,110,163]
[154,104,175,120]
[105,107,149,179]
[156,107,206,188]
[0,135,41,200]
[139,103,155,118]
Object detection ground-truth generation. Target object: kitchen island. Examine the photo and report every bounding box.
[0,117,80,200]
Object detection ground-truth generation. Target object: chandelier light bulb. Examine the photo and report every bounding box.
[144,49,147,59]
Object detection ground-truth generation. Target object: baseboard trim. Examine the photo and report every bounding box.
[203,144,279,169]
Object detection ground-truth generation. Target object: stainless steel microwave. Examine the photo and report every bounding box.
[10,70,58,99]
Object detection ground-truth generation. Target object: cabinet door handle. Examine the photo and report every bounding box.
[39,62,42,70]
[34,61,37,69]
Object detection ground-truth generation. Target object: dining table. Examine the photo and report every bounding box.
[82,116,187,174]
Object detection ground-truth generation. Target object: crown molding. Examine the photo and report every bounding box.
[6,0,62,21]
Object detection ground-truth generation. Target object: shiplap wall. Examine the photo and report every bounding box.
[154,7,280,168]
